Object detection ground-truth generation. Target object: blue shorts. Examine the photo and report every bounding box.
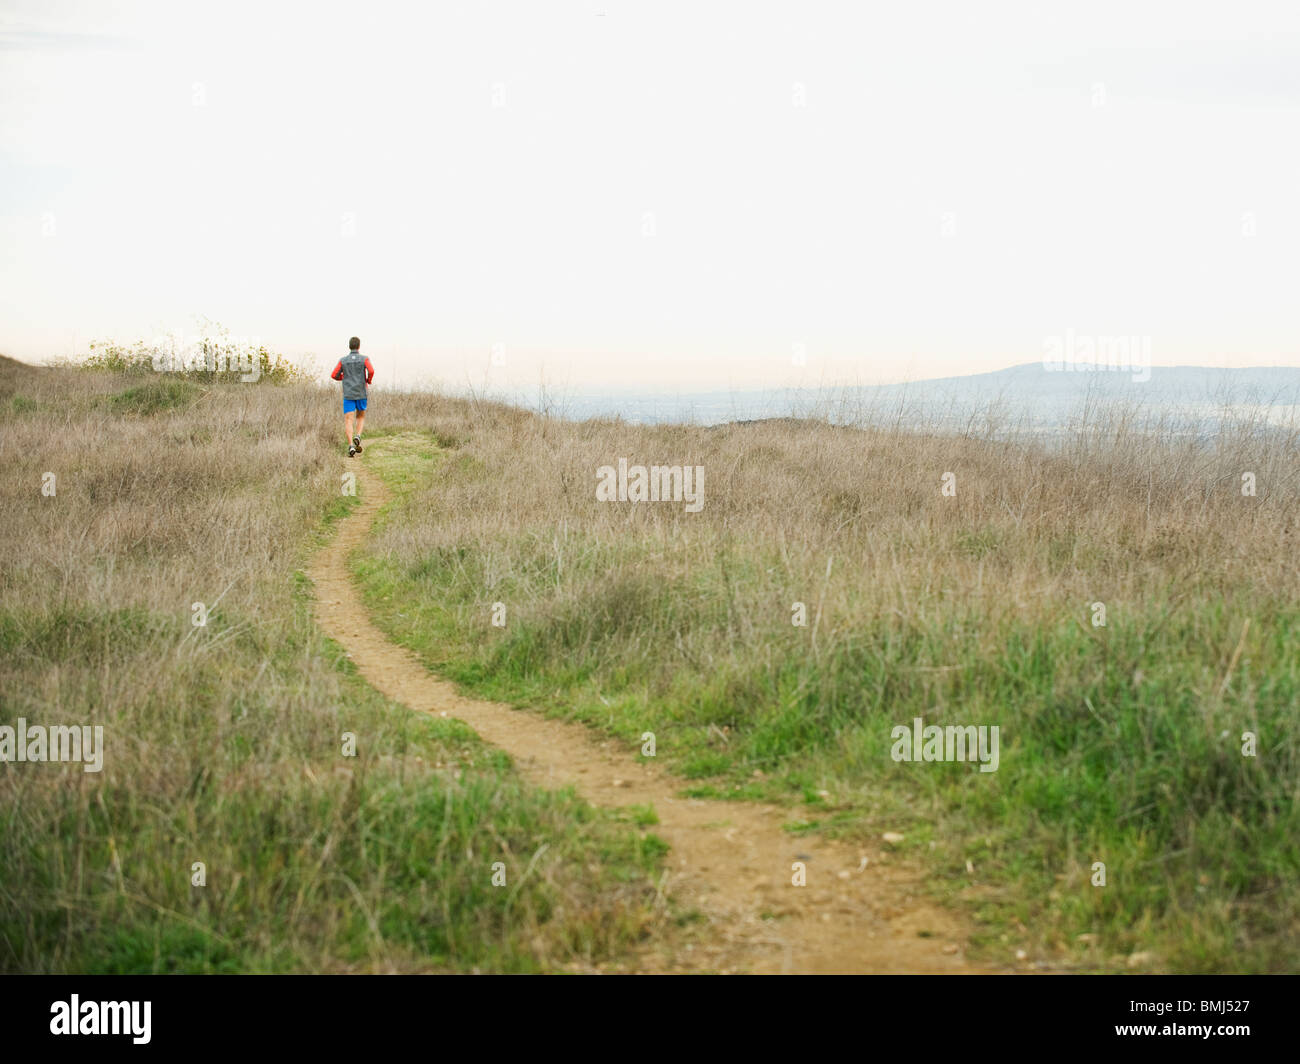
[344,397,367,413]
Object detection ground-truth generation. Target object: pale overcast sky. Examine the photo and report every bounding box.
[2,1,1299,390]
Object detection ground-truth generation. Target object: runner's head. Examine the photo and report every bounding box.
[349,336,360,351]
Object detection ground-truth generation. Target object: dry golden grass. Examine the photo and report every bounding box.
[358,385,1300,971]
[0,359,666,973]
[6,351,1296,972]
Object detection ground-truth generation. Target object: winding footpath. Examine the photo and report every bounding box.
[308,457,982,973]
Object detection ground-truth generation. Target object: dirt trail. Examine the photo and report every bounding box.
[309,462,983,973]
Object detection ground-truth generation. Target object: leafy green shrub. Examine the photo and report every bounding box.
[81,324,311,385]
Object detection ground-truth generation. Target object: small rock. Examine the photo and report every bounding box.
[1076,933,1098,945]
[837,870,851,880]
[942,944,959,955]
[965,860,975,874]
[882,832,905,845]
[1015,949,1028,961]
[613,778,628,788]
[1126,951,1156,969]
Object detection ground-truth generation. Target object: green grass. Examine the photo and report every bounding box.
[0,598,667,974]
[353,430,1300,973]
[0,376,669,973]
[108,377,201,416]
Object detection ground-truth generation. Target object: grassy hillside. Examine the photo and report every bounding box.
[0,360,666,973]
[354,390,1300,972]
[4,352,1297,973]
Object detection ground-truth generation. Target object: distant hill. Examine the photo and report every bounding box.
[545,363,1300,434]
[0,353,45,398]
[865,362,1300,406]
[0,353,43,373]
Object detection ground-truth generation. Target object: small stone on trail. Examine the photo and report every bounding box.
[882,832,905,844]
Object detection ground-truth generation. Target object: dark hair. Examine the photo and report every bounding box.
[349,336,361,351]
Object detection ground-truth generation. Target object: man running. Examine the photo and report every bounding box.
[330,337,374,457]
